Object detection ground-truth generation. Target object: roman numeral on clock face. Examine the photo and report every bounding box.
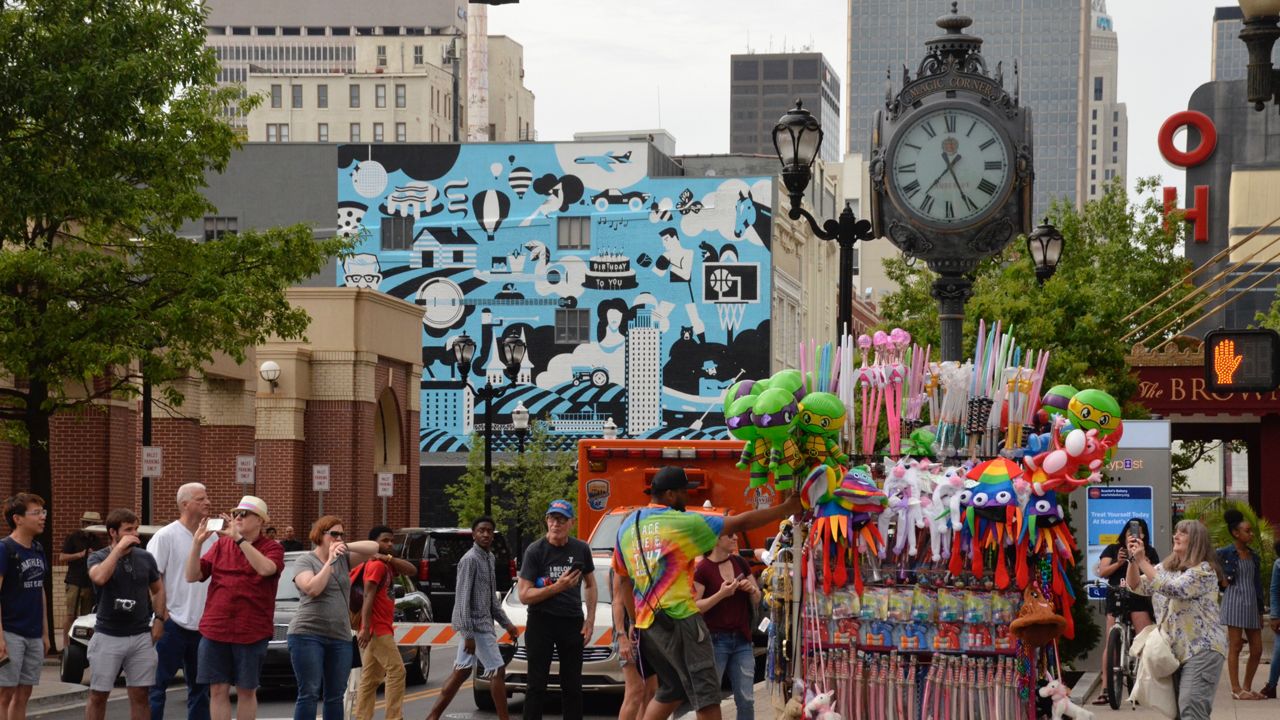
[920,194,935,214]
[897,163,916,173]
[977,178,998,196]
[922,121,937,138]
[979,138,996,151]
[902,179,921,198]
[985,160,1002,171]
[963,195,979,212]
[944,201,955,219]
[944,113,957,133]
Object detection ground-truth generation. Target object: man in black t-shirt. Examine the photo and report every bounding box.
[516,500,596,720]
[58,510,104,651]
[85,509,166,720]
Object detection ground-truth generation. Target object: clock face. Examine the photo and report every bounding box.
[888,108,1011,226]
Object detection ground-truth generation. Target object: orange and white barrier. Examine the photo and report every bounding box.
[391,622,616,647]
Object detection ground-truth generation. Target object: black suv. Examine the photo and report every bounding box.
[393,527,516,621]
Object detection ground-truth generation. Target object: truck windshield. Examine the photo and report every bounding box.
[589,513,625,552]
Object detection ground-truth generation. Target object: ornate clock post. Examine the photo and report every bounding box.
[870,3,1034,361]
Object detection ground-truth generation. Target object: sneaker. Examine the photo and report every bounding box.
[1262,684,1276,700]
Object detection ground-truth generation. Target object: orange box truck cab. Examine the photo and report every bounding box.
[576,438,778,555]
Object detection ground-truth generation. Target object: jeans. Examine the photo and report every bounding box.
[287,634,353,720]
[523,612,584,720]
[711,632,754,720]
[150,621,209,720]
[1269,628,1280,688]
[355,634,406,720]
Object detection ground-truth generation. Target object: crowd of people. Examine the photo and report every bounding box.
[0,486,416,720]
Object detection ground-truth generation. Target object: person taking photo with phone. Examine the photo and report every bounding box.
[517,500,596,720]
[693,533,760,720]
[1093,517,1157,706]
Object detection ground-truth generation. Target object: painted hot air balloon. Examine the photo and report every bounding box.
[508,166,532,198]
[473,189,511,242]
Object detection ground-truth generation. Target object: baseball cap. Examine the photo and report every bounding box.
[546,499,574,519]
[646,466,699,495]
[232,496,269,521]
[80,511,102,524]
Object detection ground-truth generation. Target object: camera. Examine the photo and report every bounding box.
[1127,520,1145,542]
[114,598,137,612]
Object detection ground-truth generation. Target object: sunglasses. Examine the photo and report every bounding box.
[327,530,344,539]
[231,510,251,519]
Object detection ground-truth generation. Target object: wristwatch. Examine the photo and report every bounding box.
[235,537,248,546]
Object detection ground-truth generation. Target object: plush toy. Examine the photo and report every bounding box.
[751,387,801,489]
[1016,490,1079,638]
[1038,679,1095,720]
[727,394,771,489]
[769,368,808,404]
[1040,385,1078,419]
[927,464,966,560]
[903,427,936,457]
[951,458,1022,589]
[803,464,886,594]
[1066,388,1122,437]
[794,391,849,469]
[1024,417,1123,495]
[804,689,843,720]
[779,679,806,720]
[878,458,929,557]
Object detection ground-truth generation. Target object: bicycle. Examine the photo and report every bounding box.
[1091,580,1141,710]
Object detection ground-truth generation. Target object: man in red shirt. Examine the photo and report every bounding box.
[353,525,415,720]
[184,496,284,720]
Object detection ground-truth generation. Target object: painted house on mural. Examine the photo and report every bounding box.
[335,142,774,453]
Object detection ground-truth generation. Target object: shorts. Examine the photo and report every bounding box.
[452,631,505,679]
[619,630,657,679]
[638,614,720,710]
[196,637,268,689]
[0,632,43,687]
[65,584,95,620]
[87,632,157,692]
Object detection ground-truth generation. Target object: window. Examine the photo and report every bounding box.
[349,84,360,108]
[1094,76,1103,101]
[555,309,591,344]
[1090,184,1096,195]
[732,60,758,81]
[763,60,787,80]
[1113,111,1119,122]
[266,123,289,142]
[317,123,329,142]
[376,84,386,108]
[1091,124,1096,135]
[395,122,406,142]
[557,217,590,250]
[395,84,406,108]
[1091,139,1096,150]
[444,94,451,119]
[1090,169,1096,180]
[380,215,414,251]
[291,84,302,108]
[270,84,282,108]
[1091,109,1097,120]
[1112,126,1118,137]
[1112,141,1118,152]
[373,122,384,142]
[793,59,819,78]
[376,45,387,67]
[317,84,328,108]
[452,250,464,263]
[1091,154,1096,165]
[203,217,237,242]
[350,123,361,142]
[413,45,424,65]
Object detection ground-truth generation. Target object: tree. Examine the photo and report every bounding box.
[446,421,577,556]
[0,1,350,643]
[1183,496,1276,572]
[878,177,1200,412]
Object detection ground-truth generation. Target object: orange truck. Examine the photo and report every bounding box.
[575,438,779,554]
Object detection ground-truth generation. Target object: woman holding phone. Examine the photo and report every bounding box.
[1216,509,1266,700]
[1094,517,1157,706]
[693,533,760,720]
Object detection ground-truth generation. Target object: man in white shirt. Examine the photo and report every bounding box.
[146,483,213,720]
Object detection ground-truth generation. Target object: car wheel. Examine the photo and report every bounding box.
[628,197,644,211]
[591,369,608,387]
[61,642,88,684]
[595,198,609,212]
[406,647,430,686]
[473,680,497,712]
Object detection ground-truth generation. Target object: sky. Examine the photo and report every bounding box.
[488,0,1234,199]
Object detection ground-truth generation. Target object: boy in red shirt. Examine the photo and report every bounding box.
[352,526,415,720]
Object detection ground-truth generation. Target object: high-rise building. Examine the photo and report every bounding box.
[1211,5,1280,82]
[624,311,662,437]
[730,52,841,163]
[1085,1,1127,201]
[846,0,1092,212]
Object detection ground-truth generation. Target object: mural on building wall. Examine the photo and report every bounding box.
[336,143,773,452]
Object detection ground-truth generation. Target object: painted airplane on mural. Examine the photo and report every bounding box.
[336,142,773,453]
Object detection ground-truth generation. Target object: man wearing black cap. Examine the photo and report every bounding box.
[613,466,800,720]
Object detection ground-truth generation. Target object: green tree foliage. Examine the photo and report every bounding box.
[446,421,577,554]
[1183,496,1276,572]
[0,0,352,613]
[878,178,1199,412]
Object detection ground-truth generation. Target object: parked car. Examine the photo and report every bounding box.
[591,188,649,212]
[393,527,516,621]
[64,548,433,688]
[472,557,621,710]
[262,551,432,687]
[60,524,164,684]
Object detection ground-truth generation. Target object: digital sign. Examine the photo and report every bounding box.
[1203,329,1280,393]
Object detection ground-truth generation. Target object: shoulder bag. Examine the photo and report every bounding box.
[633,510,674,630]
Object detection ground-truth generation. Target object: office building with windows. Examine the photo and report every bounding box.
[1211,5,1280,82]
[730,52,841,163]
[1084,1,1127,201]
[846,0,1092,212]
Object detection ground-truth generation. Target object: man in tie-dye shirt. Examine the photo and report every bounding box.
[613,467,799,719]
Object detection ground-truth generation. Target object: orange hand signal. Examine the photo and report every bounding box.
[1213,338,1244,384]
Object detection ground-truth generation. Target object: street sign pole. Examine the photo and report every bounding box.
[377,472,394,525]
[313,465,331,519]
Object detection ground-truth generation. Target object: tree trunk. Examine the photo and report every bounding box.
[24,378,58,652]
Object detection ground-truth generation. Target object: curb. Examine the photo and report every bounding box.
[1070,671,1100,706]
[27,682,90,718]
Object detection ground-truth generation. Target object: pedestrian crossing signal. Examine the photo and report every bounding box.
[1203,329,1280,393]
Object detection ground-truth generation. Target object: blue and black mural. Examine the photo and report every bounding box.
[336,143,773,452]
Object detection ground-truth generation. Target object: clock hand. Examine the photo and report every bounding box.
[922,153,961,197]
[942,155,976,208]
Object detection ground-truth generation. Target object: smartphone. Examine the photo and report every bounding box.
[207,518,225,533]
[569,561,584,574]
[1126,519,1145,542]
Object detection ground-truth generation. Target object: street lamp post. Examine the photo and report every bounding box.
[772,101,876,344]
[1026,219,1065,285]
[602,417,618,440]
[511,401,530,553]
[1237,0,1280,111]
[452,332,527,516]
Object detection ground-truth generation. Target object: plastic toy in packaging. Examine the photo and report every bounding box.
[830,589,860,618]
[834,618,860,645]
[887,586,914,622]
[911,585,937,623]
[964,589,991,624]
[993,623,1015,652]
[964,623,994,652]
[860,586,890,621]
[933,621,962,652]
[862,620,895,648]
[991,590,1018,624]
[937,587,965,622]
[897,621,932,651]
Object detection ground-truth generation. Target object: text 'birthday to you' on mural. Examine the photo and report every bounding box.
[336,142,773,453]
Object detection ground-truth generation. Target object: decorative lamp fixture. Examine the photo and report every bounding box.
[602,418,618,439]
[451,333,478,368]
[258,360,281,391]
[498,335,527,369]
[511,402,530,432]
[1026,219,1065,285]
[772,100,824,202]
[1238,0,1280,111]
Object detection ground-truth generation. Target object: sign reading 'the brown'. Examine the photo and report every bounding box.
[1136,366,1280,416]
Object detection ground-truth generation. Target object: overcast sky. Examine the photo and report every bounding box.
[489,0,1231,200]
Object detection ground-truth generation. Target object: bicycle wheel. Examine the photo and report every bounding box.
[1105,625,1125,710]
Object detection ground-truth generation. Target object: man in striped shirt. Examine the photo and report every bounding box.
[426,516,519,720]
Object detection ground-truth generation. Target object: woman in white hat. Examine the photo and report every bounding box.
[185,496,284,720]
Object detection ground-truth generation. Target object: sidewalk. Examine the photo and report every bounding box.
[1084,656,1278,720]
[27,660,90,717]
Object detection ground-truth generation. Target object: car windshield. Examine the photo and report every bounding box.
[276,552,304,601]
[505,566,612,606]
[589,514,625,552]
